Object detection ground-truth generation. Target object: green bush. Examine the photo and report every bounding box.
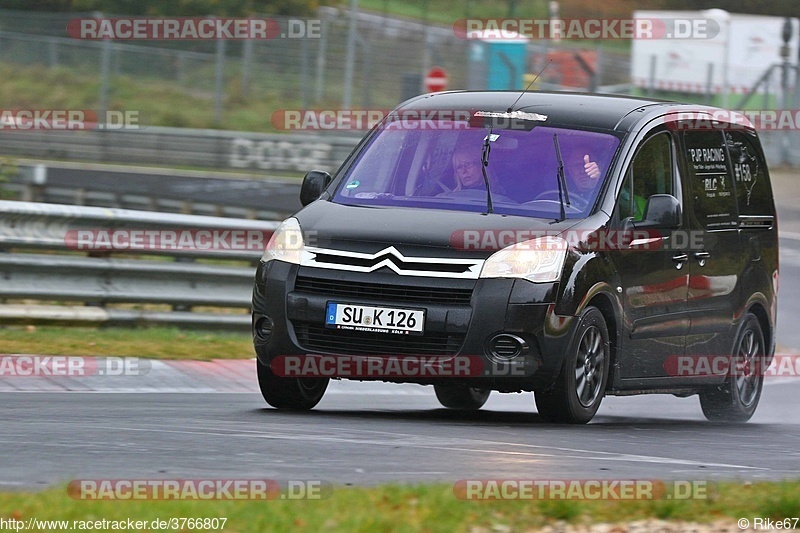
[0,157,18,200]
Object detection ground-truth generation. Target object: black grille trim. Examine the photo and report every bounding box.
[293,275,473,306]
[293,323,464,356]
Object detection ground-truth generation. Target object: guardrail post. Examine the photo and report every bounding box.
[241,38,253,99]
[176,52,186,84]
[342,0,358,110]
[704,63,714,104]
[315,12,329,103]
[48,37,59,67]
[301,35,311,109]
[98,14,111,123]
[214,29,227,126]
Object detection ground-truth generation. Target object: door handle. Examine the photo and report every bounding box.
[672,253,689,269]
[694,251,710,266]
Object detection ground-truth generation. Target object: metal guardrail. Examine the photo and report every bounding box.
[0,200,277,260]
[0,126,361,174]
[0,254,253,307]
[4,182,288,221]
[0,200,279,330]
[4,160,303,220]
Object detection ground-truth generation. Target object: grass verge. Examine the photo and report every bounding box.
[0,325,253,360]
[0,62,311,134]
[1,481,799,532]
[357,0,545,25]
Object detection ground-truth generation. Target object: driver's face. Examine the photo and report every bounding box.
[453,151,483,189]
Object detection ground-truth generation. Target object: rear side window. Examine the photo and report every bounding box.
[724,130,772,216]
[683,131,738,230]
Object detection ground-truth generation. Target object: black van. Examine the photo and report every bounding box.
[252,92,778,424]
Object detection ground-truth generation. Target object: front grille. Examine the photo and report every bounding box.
[294,275,473,306]
[293,323,464,356]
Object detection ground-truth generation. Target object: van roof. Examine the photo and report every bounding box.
[396,90,684,132]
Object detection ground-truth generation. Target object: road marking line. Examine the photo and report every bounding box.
[93,424,766,471]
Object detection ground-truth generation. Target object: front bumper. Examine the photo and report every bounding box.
[252,260,578,391]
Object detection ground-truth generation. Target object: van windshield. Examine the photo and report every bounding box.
[332,121,621,218]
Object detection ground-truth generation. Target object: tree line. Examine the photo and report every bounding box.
[0,0,795,21]
[0,0,319,16]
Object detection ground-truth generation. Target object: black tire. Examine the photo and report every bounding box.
[699,314,765,423]
[535,306,610,424]
[257,359,328,410]
[434,384,491,410]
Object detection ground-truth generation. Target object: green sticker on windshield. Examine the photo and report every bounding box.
[345,180,360,189]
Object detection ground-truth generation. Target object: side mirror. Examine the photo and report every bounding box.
[299,170,332,206]
[636,194,681,229]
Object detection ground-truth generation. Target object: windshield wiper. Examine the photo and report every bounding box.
[481,128,494,214]
[552,133,571,222]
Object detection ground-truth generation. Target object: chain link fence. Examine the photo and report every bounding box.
[0,7,633,122]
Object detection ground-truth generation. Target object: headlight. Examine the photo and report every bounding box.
[479,236,568,283]
[261,217,305,264]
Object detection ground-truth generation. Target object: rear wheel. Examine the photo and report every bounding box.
[257,359,328,410]
[535,306,610,424]
[699,314,765,423]
[434,384,491,410]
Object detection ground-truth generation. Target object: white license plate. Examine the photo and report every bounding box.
[325,302,425,335]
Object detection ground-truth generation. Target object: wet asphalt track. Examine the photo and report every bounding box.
[2,378,799,489]
[2,169,800,490]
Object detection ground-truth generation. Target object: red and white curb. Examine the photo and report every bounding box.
[0,354,797,393]
[0,356,429,394]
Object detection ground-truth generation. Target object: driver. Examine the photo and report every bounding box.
[536,151,602,208]
[452,145,487,191]
[566,152,601,197]
[538,150,602,210]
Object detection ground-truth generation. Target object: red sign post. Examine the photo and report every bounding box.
[424,66,449,92]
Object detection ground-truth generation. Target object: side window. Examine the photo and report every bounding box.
[683,131,738,229]
[724,130,772,216]
[618,132,675,222]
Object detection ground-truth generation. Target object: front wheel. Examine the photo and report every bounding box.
[535,306,610,424]
[699,314,765,423]
[434,384,491,410]
[257,359,328,410]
